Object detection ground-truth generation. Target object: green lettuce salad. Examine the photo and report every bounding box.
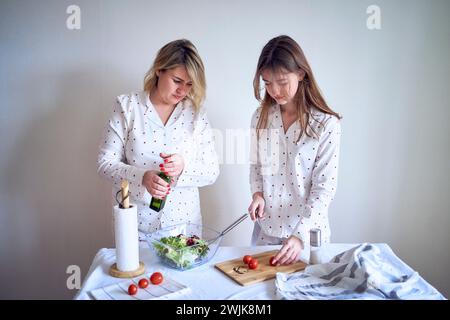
[153,234,210,269]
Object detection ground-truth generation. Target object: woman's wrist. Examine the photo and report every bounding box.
[252,192,264,200]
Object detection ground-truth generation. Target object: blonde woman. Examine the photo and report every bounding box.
[248,35,342,264]
[98,39,219,238]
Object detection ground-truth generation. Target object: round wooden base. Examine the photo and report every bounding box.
[109,262,145,278]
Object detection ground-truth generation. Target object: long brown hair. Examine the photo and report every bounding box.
[253,35,341,141]
[144,39,206,112]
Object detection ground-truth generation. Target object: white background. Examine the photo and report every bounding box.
[0,0,449,299]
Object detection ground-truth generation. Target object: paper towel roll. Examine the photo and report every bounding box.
[113,204,140,271]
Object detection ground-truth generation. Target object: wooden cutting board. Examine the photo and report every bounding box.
[214,250,307,286]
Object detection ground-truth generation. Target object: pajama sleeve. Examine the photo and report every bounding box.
[249,108,264,195]
[97,96,148,200]
[292,116,341,247]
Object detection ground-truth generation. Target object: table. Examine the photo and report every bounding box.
[75,243,357,300]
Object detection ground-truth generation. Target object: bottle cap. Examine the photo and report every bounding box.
[310,228,321,247]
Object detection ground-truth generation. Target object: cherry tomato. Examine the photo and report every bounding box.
[128,284,138,295]
[243,255,253,265]
[138,278,149,288]
[150,272,164,285]
[248,259,258,269]
[269,256,277,267]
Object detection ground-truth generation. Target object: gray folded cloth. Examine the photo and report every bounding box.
[275,243,446,300]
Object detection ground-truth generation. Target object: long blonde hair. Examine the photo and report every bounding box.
[253,35,341,142]
[144,39,206,112]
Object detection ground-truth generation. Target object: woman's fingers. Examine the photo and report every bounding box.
[153,175,170,187]
[248,198,266,222]
[160,152,171,160]
[160,153,175,164]
[163,168,178,177]
[279,247,295,265]
[248,203,257,221]
[151,177,170,197]
[248,208,256,221]
[277,237,303,265]
[150,181,167,198]
[160,162,181,177]
[151,185,170,198]
[159,154,184,177]
[152,185,169,195]
[274,244,290,263]
[161,162,175,169]
[283,251,298,265]
[256,204,265,220]
[151,192,166,200]
[142,170,171,199]
[151,185,168,196]
[286,252,299,265]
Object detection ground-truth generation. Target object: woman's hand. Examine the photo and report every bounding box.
[272,236,303,265]
[142,170,171,200]
[248,192,265,221]
[159,153,185,177]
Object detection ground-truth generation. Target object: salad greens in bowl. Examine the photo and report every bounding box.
[145,223,222,270]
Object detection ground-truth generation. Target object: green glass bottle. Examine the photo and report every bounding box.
[149,171,172,212]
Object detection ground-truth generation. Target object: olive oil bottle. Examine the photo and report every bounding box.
[149,171,172,212]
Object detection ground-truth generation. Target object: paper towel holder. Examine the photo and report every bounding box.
[109,261,145,278]
[109,181,146,278]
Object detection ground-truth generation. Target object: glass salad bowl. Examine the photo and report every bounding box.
[145,223,222,271]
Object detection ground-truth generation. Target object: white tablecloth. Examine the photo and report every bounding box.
[75,243,357,300]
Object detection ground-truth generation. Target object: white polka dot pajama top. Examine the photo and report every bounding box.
[249,105,341,248]
[97,91,219,235]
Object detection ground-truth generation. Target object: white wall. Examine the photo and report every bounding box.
[0,0,449,299]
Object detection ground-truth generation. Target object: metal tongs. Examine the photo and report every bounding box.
[207,214,249,244]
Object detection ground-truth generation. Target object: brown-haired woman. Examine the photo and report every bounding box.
[248,35,342,265]
[98,39,219,239]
